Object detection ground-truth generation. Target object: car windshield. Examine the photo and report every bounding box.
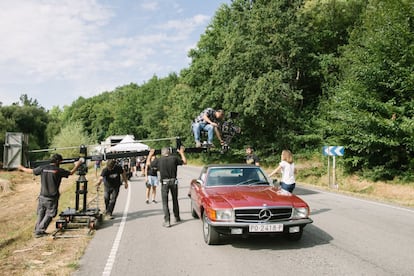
[205,167,270,187]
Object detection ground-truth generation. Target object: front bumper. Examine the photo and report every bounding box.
[207,218,313,235]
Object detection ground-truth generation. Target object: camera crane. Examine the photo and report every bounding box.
[22,137,207,237]
[4,113,241,238]
[14,137,216,237]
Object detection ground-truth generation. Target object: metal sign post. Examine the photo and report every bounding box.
[327,155,330,187]
[323,146,344,189]
[332,155,336,188]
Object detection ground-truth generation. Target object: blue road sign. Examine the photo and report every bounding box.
[323,146,344,156]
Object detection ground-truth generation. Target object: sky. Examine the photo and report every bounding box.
[0,0,231,110]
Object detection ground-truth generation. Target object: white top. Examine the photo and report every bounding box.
[280,160,295,184]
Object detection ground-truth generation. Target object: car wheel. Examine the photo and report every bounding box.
[286,227,303,241]
[203,213,219,245]
[191,200,199,219]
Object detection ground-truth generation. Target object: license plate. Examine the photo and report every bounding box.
[249,224,283,232]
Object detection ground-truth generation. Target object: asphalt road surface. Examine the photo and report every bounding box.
[74,165,414,276]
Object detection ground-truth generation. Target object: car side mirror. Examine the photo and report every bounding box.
[272,179,278,186]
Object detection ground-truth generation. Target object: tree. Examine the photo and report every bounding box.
[50,121,94,158]
[0,104,49,150]
[46,106,63,144]
[184,0,310,151]
[107,84,143,137]
[320,0,414,179]
[19,94,40,107]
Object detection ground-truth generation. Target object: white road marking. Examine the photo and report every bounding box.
[102,185,131,276]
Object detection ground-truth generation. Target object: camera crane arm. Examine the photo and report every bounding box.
[28,138,207,168]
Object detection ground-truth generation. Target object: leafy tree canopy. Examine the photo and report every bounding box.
[1,0,413,181]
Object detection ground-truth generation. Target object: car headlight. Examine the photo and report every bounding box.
[292,207,309,219]
[210,209,234,221]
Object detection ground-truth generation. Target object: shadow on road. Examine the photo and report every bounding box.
[228,224,332,250]
[294,186,319,196]
[96,208,164,230]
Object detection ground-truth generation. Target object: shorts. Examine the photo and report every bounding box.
[280,182,295,193]
[147,176,159,187]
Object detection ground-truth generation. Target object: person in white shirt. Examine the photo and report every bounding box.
[269,149,296,192]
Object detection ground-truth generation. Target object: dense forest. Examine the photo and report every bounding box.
[1,0,413,181]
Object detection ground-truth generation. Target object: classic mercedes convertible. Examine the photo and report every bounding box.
[189,164,313,245]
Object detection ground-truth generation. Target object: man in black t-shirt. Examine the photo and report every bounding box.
[19,154,83,238]
[96,159,129,219]
[245,146,260,166]
[148,146,186,227]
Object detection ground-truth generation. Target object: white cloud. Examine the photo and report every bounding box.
[158,14,210,32]
[0,0,228,108]
[140,1,159,11]
[0,0,112,82]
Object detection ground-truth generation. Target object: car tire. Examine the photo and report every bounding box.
[286,227,303,241]
[191,200,199,219]
[203,213,219,245]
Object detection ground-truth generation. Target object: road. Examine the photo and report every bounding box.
[73,165,414,276]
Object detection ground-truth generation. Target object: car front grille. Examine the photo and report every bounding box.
[235,207,292,223]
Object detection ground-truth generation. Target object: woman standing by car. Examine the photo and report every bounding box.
[269,149,296,193]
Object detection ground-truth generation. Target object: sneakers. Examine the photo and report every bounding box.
[152,200,157,204]
[34,231,47,238]
[196,141,216,148]
[146,200,150,204]
[163,217,180,227]
[105,212,114,220]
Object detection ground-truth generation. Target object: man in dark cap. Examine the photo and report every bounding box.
[96,159,129,219]
[19,153,84,238]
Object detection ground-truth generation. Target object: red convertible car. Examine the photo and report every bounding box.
[189,164,313,245]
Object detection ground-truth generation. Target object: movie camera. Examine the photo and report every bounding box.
[219,111,241,152]
[77,144,88,175]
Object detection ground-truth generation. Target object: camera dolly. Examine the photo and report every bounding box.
[52,145,102,239]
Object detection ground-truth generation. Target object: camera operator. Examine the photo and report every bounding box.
[96,159,128,219]
[192,108,225,148]
[18,154,84,238]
